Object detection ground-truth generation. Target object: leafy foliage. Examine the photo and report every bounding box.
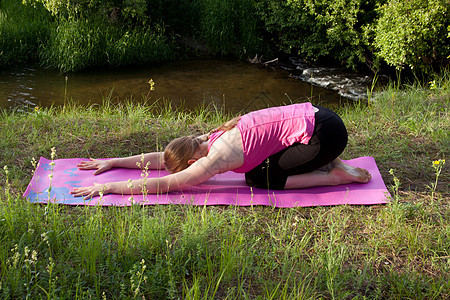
[255,0,386,70]
[373,0,450,72]
[0,0,448,73]
[255,0,449,73]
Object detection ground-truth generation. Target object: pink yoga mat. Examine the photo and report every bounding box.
[23,156,390,207]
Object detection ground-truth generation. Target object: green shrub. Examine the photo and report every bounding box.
[302,0,386,70]
[3,0,448,74]
[256,0,385,70]
[256,0,449,73]
[373,0,450,72]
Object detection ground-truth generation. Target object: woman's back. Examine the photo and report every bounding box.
[210,103,315,173]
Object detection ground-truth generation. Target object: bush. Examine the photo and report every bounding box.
[2,0,448,74]
[256,0,327,57]
[256,0,385,70]
[373,0,450,72]
[256,0,449,74]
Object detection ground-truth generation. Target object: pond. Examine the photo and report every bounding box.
[0,58,376,113]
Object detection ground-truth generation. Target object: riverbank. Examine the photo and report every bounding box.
[0,76,448,298]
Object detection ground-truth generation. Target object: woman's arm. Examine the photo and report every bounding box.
[108,152,165,170]
[71,155,220,199]
[72,129,244,199]
[110,159,215,194]
[77,152,165,175]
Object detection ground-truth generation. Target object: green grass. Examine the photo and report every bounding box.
[0,0,264,72]
[0,0,51,68]
[41,18,175,72]
[197,0,264,57]
[0,1,175,72]
[0,75,449,298]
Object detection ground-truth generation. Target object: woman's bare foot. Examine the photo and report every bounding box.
[328,159,372,185]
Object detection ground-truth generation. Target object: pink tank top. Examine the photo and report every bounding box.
[208,103,315,173]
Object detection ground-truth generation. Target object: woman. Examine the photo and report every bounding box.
[71,102,371,199]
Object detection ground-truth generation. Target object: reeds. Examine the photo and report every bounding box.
[0,0,264,71]
[0,1,174,72]
[0,0,51,67]
[41,18,175,72]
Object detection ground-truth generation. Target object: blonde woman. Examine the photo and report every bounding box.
[71,103,371,199]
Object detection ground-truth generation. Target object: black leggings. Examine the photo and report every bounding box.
[245,105,348,189]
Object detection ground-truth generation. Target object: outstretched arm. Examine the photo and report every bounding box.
[107,152,165,170]
[77,152,165,175]
[72,128,244,199]
[71,155,220,199]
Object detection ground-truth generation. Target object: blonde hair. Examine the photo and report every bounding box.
[210,115,241,134]
[164,116,241,173]
[164,135,202,173]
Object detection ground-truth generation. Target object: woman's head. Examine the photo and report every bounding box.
[164,116,241,173]
[164,136,202,173]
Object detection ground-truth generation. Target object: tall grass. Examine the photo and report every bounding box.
[197,0,264,57]
[338,71,449,191]
[0,0,265,71]
[0,75,449,298]
[0,0,51,68]
[40,18,175,72]
[0,1,175,72]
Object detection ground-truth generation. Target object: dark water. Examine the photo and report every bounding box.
[0,59,374,113]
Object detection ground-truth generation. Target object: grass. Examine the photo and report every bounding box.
[0,74,449,298]
[197,0,264,57]
[41,18,175,72]
[0,0,51,68]
[0,0,265,72]
[0,1,175,72]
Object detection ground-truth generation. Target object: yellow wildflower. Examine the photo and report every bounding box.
[148,79,155,91]
[433,159,445,166]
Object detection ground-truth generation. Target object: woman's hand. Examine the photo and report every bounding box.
[71,183,108,200]
[77,158,112,175]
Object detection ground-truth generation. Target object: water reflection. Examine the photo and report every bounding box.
[0,59,370,113]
